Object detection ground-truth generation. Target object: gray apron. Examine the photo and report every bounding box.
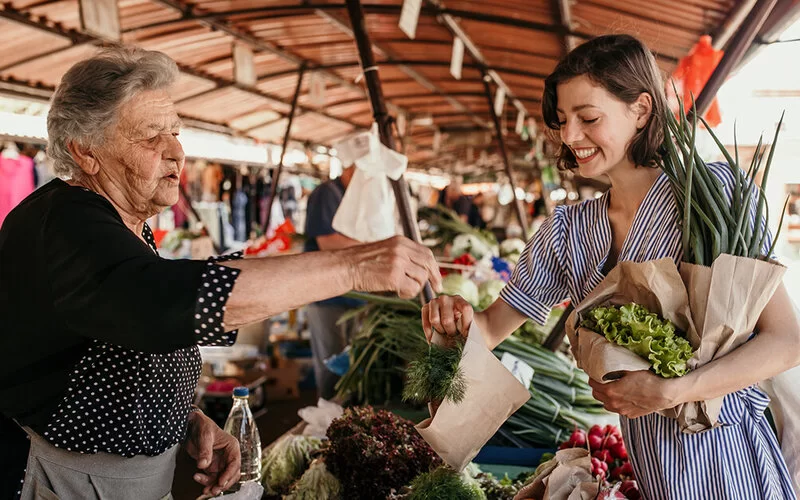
[19,426,178,500]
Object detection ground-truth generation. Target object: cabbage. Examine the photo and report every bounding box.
[499,238,525,258]
[478,280,505,311]
[284,459,342,500]
[441,274,479,307]
[581,303,694,378]
[260,435,322,495]
[452,233,498,260]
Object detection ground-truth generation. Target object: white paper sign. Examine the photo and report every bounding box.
[79,0,120,41]
[397,112,407,136]
[493,87,506,117]
[433,128,442,153]
[515,110,525,135]
[310,72,326,108]
[399,0,422,39]
[233,43,256,87]
[450,37,464,80]
[500,352,534,389]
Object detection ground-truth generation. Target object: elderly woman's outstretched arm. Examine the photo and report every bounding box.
[220,236,440,330]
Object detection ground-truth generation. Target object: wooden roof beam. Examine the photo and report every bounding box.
[552,0,578,55]
[312,8,490,129]
[124,3,679,65]
[0,5,362,134]
[260,61,550,82]
[148,0,415,124]
[424,0,529,119]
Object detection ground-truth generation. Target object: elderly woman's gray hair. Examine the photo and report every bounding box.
[47,47,179,179]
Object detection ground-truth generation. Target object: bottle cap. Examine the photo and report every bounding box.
[233,386,249,397]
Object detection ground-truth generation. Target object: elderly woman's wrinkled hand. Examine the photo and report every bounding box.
[184,410,241,496]
[588,370,682,419]
[347,235,442,299]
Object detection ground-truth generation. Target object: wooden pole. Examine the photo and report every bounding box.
[345,0,434,303]
[263,63,307,234]
[481,71,530,241]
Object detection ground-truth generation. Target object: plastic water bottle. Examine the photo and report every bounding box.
[223,386,262,485]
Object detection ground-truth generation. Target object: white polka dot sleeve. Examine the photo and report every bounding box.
[195,253,242,346]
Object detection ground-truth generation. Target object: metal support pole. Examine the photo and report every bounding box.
[345,0,434,303]
[481,71,530,241]
[693,0,778,117]
[263,63,307,234]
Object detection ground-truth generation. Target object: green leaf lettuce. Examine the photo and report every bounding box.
[581,303,694,378]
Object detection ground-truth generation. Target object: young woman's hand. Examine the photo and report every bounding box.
[421,294,474,343]
[588,370,682,419]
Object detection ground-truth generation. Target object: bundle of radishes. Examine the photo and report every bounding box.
[558,425,641,500]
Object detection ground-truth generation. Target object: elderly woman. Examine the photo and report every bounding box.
[0,47,441,500]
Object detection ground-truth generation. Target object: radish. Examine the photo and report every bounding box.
[610,442,628,460]
[593,449,613,463]
[588,434,604,451]
[619,480,641,500]
[620,462,634,478]
[570,429,587,447]
[604,434,619,448]
[589,424,604,437]
[597,489,627,500]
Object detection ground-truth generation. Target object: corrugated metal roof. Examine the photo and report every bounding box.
[0,0,794,169]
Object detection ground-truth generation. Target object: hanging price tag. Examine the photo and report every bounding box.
[500,352,534,389]
[397,112,407,136]
[515,110,525,135]
[527,117,538,138]
[232,42,256,87]
[310,72,326,108]
[450,37,464,80]
[399,0,422,39]
[493,87,506,117]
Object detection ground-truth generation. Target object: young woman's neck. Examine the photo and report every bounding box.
[606,164,663,216]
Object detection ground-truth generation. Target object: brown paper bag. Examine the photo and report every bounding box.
[676,254,786,431]
[566,255,785,433]
[416,322,530,471]
[513,448,599,500]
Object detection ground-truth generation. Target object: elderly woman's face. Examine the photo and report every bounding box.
[98,89,184,214]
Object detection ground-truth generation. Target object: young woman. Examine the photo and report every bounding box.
[422,34,799,499]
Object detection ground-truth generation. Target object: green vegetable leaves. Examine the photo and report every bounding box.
[581,303,694,378]
[260,435,322,495]
[441,274,480,307]
[407,466,486,500]
[403,341,467,404]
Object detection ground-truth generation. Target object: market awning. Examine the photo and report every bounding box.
[1,0,798,171]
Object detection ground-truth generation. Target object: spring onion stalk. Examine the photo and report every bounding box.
[660,92,786,264]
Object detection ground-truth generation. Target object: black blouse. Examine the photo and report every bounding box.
[0,180,242,498]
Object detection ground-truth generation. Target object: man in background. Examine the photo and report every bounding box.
[303,165,363,399]
[439,176,485,229]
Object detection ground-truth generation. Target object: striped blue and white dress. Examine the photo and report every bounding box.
[499,162,795,499]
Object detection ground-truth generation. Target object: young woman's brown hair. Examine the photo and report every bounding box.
[542,34,668,171]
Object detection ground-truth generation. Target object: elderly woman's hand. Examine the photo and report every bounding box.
[347,235,442,299]
[184,410,241,496]
[588,370,682,419]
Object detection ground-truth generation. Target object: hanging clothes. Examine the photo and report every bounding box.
[0,154,35,228]
[232,189,248,242]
